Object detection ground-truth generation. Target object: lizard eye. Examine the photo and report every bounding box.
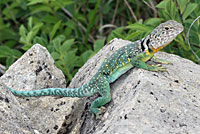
[165,27,169,30]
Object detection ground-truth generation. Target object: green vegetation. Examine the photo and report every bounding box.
[0,0,199,84]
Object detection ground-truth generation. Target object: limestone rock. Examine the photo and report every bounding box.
[69,39,200,134]
[0,44,84,134]
[0,81,33,134]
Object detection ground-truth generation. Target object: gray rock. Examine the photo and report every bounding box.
[91,52,200,134]
[0,81,33,134]
[1,39,200,134]
[0,44,84,134]
[69,39,200,134]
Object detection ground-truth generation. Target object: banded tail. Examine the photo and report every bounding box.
[7,83,95,98]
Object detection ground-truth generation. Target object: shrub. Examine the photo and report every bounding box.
[0,0,199,84]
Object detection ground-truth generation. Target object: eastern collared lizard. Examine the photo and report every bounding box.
[7,20,184,117]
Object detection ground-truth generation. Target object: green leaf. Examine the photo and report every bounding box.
[145,18,163,26]
[177,0,187,14]
[19,22,43,49]
[30,5,52,14]
[81,50,94,63]
[41,15,59,23]
[64,49,78,68]
[51,0,74,11]
[167,0,178,20]
[32,23,43,35]
[53,39,61,52]
[156,0,169,8]
[53,35,66,44]
[124,31,142,40]
[26,31,33,44]
[27,0,45,5]
[21,45,31,50]
[0,46,13,58]
[94,38,105,52]
[33,36,47,46]
[112,31,124,39]
[52,35,65,52]
[182,3,198,20]
[127,24,153,32]
[54,60,63,67]
[28,17,33,30]
[0,27,19,41]
[107,27,124,42]
[51,52,60,60]
[11,49,22,58]
[4,40,17,48]
[61,39,74,53]
[6,57,15,67]
[19,25,27,40]
[49,21,61,40]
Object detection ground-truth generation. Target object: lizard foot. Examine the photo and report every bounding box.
[94,106,107,120]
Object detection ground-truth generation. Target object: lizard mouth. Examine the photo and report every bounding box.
[152,42,170,53]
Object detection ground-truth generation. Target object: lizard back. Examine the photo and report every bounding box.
[98,41,144,83]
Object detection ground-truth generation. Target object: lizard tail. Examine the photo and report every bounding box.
[7,83,96,98]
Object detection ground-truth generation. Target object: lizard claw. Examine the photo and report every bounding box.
[157,66,167,72]
[153,64,162,67]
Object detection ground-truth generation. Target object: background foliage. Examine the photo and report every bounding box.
[0,0,199,85]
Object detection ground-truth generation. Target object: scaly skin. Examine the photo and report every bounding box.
[7,20,184,117]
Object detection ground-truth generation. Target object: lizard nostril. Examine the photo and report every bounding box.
[177,24,184,31]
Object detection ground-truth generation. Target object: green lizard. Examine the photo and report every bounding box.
[7,20,183,117]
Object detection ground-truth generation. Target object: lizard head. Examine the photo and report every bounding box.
[148,20,184,52]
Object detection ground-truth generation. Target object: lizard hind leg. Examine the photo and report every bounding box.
[90,79,111,119]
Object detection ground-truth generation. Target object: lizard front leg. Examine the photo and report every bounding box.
[151,56,172,65]
[131,57,167,72]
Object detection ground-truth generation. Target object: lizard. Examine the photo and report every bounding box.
[7,20,183,118]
